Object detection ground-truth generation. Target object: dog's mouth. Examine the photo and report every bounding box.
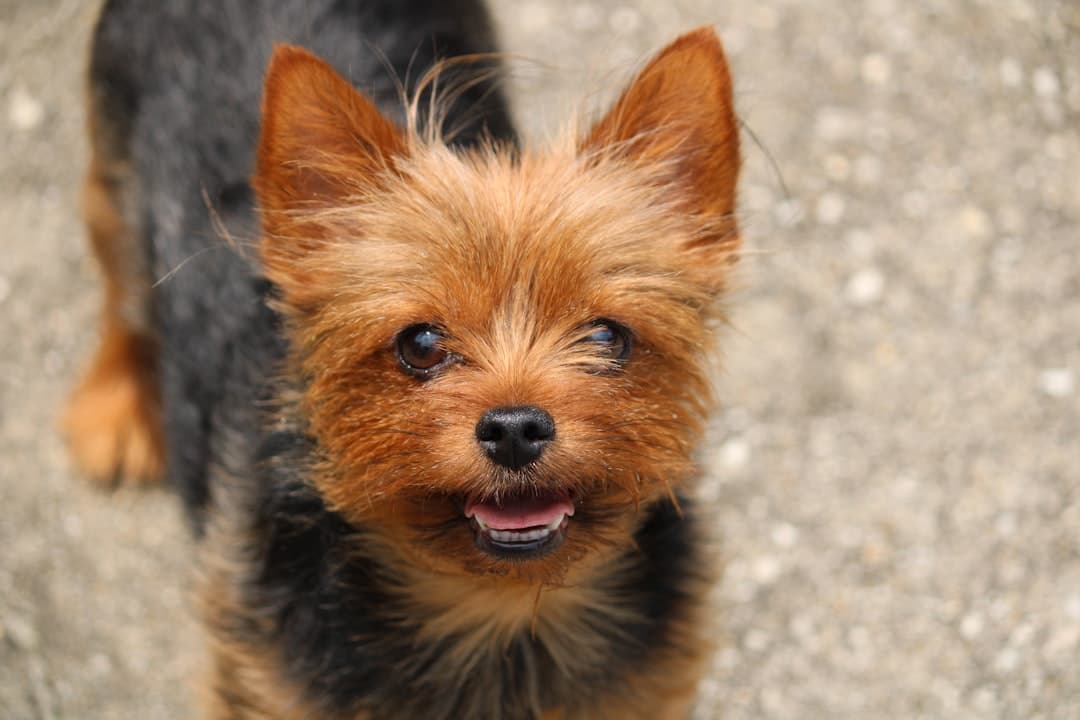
[464,491,574,559]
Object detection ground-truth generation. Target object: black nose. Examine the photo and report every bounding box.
[475,406,556,470]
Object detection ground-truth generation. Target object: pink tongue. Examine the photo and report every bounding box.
[465,494,573,530]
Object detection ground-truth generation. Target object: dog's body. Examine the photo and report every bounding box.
[67,1,741,718]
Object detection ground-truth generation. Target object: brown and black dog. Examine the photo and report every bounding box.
[65,1,742,717]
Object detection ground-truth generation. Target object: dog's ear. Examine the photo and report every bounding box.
[582,27,740,250]
[254,45,407,309]
[255,45,406,216]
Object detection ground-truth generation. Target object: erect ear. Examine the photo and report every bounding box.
[582,27,740,248]
[254,45,407,310]
[254,44,407,241]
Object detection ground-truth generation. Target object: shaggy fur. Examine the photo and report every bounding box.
[66,1,742,718]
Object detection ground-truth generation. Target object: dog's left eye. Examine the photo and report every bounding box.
[396,324,451,378]
[578,319,632,365]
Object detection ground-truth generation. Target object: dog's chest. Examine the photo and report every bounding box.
[363,583,634,720]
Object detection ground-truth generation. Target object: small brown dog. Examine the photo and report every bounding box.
[65,1,741,717]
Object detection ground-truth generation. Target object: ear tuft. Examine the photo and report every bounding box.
[254,44,407,228]
[254,45,408,310]
[583,27,741,246]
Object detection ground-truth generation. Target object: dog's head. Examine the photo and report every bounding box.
[253,29,741,585]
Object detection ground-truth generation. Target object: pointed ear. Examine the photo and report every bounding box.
[254,44,407,235]
[582,27,740,246]
[254,45,407,311]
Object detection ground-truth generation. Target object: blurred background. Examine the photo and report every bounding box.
[1,0,1077,718]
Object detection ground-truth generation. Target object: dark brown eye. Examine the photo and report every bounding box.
[396,324,450,377]
[579,319,632,367]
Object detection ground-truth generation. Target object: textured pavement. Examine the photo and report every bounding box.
[1,0,1078,718]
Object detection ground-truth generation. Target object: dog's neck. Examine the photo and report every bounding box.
[221,449,702,718]
[388,542,637,663]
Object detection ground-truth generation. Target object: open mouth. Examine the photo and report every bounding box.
[464,491,574,559]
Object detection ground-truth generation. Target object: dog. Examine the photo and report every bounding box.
[64,1,742,717]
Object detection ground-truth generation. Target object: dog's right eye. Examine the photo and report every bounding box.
[396,324,452,378]
[576,319,632,373]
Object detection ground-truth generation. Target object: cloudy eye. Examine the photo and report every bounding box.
[396,324,451,378]
[579,319,632,367]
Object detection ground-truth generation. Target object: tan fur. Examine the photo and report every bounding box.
[395,544,712,720]
[64,122,164,487]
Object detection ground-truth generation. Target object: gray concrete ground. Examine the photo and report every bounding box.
[1,0,1078,718]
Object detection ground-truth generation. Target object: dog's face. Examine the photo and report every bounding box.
[254,30,740,585]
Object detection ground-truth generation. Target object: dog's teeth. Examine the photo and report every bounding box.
[488,528,553,543]
[545,513,567,531]
[472,509,573,545]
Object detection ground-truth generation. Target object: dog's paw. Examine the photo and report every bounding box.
[63,333,164,488]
